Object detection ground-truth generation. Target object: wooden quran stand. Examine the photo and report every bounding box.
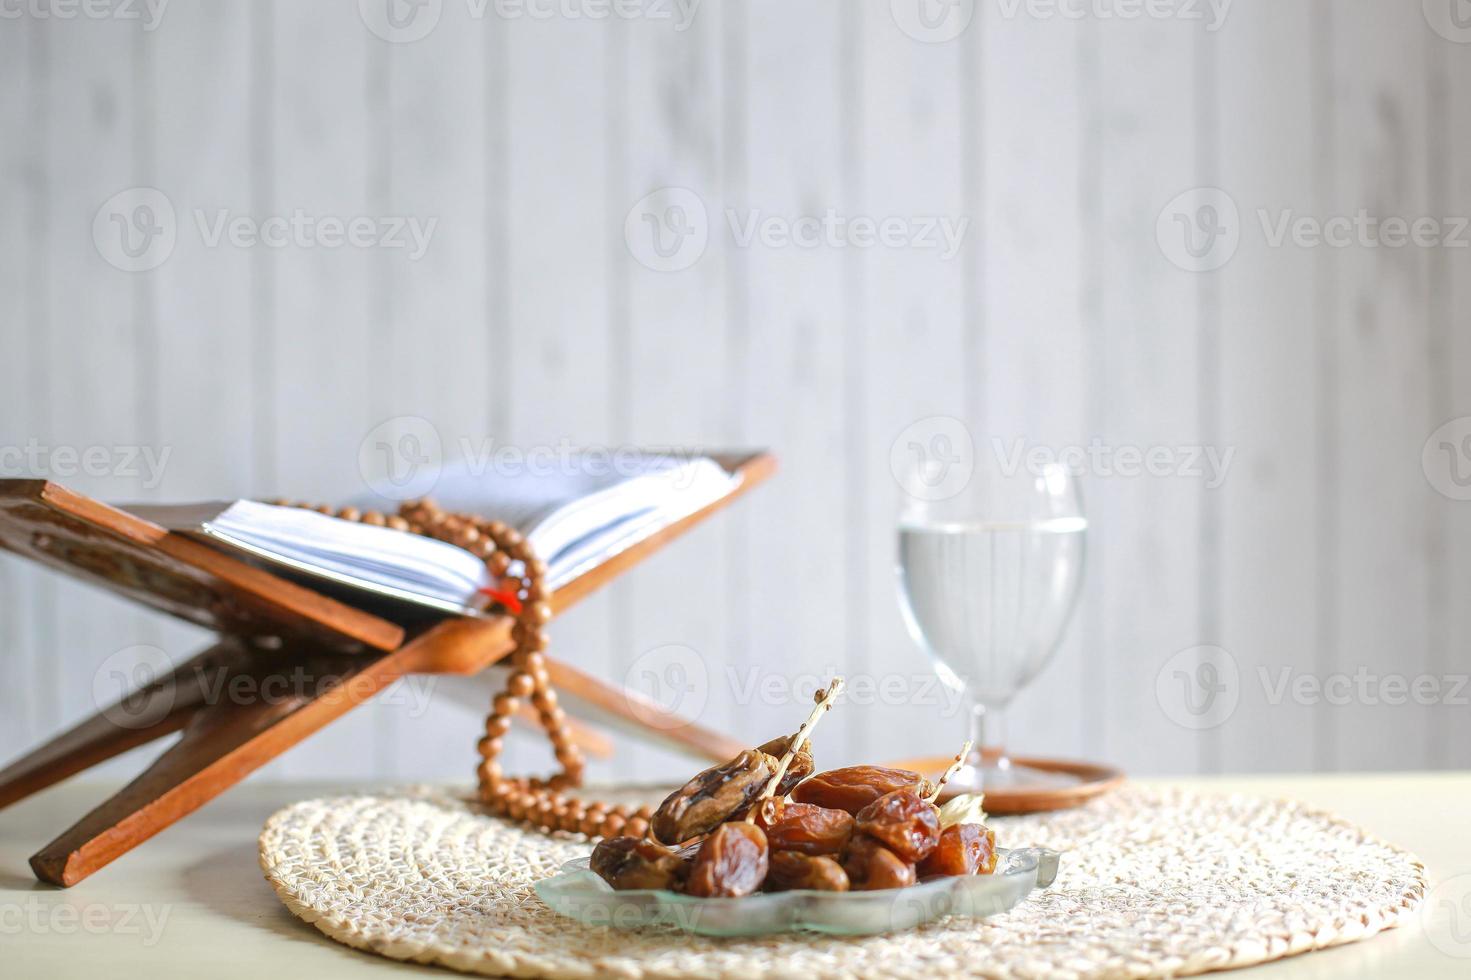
[0,452,773,887]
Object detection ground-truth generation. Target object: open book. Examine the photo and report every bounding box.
[127,453,739,618]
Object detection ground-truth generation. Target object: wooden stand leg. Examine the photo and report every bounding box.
[8,616,746,886]
[24,634,447,886]
[0,643,237,810]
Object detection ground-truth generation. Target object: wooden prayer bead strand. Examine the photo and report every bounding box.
[272,498,607,838]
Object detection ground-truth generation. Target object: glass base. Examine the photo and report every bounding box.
[945,759,1082,794]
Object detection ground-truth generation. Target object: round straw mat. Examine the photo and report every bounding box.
[259,785,1423,979]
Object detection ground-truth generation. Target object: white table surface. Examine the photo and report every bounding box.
[2,773,1467,978]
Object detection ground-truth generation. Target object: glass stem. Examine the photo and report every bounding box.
[966,698,1009,771]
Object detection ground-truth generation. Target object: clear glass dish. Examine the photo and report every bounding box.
[534,846,1060,936]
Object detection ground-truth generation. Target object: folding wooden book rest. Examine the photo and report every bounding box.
[0,452,773,886]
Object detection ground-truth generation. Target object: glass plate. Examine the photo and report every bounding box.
[533,846,1060,936]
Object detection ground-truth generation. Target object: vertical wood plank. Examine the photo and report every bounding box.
[146,0,255,692]
[1429,11,1471,770]
[1213,2,1319,772]
[735,0,850,754]
[266,1,379,778]
[1325,3,1433,770]
[501,11,618,778]
[854,4,968,764]
[41,15,156,755]
[977,2,1089,763]
[375,1,493,780]
[1092,18,1204,775]
[614,9,736,776]
[0,18,45,753]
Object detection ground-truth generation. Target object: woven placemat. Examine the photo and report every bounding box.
[258,785,1424,979]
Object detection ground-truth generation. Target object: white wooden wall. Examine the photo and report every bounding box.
[1,1,1468,786]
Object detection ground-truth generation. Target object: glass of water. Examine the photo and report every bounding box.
[895,455,1086,792]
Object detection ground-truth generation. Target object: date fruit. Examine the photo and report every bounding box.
[791,766,934,815]
[684,822,770,898]
[917,823,998,877]
[755,734,815,797]
[841,834,917,891]
[651,749,776,845]
[854,789,940,863]
[590,836,689,891]
[754,798,854,856]
[764,850,850,892]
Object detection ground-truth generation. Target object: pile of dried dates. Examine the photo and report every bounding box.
[590,683,997,897]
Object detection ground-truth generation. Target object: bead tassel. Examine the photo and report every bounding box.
[271,496,616,838]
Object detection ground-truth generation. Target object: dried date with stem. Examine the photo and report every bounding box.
[746,678,845,816]
[754,733,814,799]
[650,749,776,845]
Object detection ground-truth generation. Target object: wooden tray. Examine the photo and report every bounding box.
[890,753,1125,815]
